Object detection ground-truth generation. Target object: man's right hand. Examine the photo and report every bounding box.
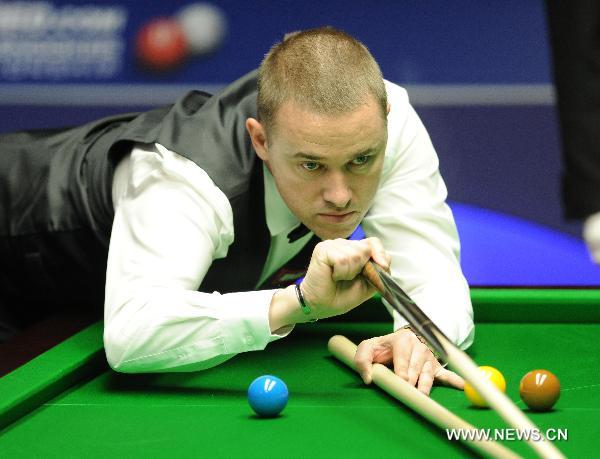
[301,237,391,319]
[268,237,390,330]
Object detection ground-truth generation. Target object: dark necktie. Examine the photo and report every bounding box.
[287,223,312,243]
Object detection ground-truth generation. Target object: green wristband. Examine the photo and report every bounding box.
[295,283,317,321]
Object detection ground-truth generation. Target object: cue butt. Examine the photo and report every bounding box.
[361,261,386,294]
[328,335,520,459]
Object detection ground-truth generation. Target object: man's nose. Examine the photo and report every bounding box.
[322,171,352,209]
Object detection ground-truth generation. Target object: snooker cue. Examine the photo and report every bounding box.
[361,261,565,459]
[328,335,520,459]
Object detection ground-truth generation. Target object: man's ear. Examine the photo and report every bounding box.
[246,118,269,161]
[387,103,391,115]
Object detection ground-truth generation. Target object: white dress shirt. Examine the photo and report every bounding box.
[103,80,474,373]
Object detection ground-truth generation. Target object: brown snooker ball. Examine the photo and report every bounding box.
[519,369,560,411]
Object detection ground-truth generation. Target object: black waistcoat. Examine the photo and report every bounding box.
[0,70,317,316]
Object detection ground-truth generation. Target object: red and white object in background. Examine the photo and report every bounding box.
[176,2,227,56]
[135,17,189,71]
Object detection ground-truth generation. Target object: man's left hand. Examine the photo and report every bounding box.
[354,327,464,395]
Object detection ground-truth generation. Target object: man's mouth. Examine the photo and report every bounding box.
[317,211,357,223]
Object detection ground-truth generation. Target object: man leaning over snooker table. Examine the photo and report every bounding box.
[0,27,472,395]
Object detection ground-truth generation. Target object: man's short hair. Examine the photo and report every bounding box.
[257,27,388,134]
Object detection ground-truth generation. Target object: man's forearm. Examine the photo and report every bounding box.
[104,288,291,373]
[268,284,308,332]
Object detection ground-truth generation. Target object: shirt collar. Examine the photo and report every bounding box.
[263,163,306,237]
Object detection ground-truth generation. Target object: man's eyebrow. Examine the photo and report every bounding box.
[292,148,379,161]
[292,152,325,160]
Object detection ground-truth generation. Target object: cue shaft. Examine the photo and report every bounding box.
[328,335,520,459]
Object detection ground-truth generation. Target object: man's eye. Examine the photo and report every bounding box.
[352,155,370,166]
[302,162,320,171]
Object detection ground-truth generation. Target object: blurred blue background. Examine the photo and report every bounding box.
[1,0,597,285]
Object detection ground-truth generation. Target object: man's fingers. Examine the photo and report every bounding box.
[329,244,363,281]
[313,237,390,282]
[434,367,465,390]
[407,347,428,387]
[417,360,436,395]
[354,339,377,384]
[391,336,411,381]
[354,327,465,396]
[319,240,374,282]
[364,237,390,271]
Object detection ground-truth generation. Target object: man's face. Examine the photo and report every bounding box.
[248,97,388,240]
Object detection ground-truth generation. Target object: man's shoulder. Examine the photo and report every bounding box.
[384,79,410,106]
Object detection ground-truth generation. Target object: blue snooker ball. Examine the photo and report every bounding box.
[247,375,289,417]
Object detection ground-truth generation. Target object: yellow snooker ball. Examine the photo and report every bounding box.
[464,366,506,408]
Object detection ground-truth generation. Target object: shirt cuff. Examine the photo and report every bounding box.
[216,289,294,354]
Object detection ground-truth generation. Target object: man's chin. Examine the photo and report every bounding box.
[312,224,357,241]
